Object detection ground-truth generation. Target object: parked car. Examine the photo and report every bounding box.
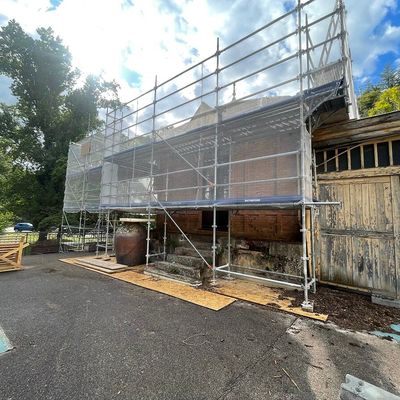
[14,222,34,232]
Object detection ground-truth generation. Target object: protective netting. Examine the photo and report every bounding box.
[63,133,104,212]
[63,0,356,213]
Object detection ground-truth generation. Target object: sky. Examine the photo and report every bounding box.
[0,0,399,106]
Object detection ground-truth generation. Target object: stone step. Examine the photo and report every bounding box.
[174,246,213,260]
[176,239,212,251]
[167,254,210,269]
[149,261,201,280]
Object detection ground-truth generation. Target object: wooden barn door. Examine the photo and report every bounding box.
[316,173,400,298]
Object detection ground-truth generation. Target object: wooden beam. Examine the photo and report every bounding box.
[314,111,400,147]
[318,166,400,180]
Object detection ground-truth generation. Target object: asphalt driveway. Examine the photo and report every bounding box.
[0,253,399,400]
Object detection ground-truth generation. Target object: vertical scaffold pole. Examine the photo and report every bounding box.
[59,211,65,253]
[212,38,220,285]
[298,0,310,308]
[227,209,231,278]
[105,209,110,256]
[95,212,101,256]
[310,206,317,293]
[82,210,87,250]
[146,75,157,267]
[301,203,309,306]
[163,212,167,261]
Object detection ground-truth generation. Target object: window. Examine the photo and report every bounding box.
[377,142,389,167]
[350,147,361,170]
[316,138,400,173]
[202,211,228,231]
[316,151,325,174]
[326,149,336,172]
[338,148,348,170]
[363,144,375,168]
[393,140,400,165]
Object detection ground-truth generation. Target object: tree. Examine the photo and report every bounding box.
[357,63,400,117]
[358,84,381,117]
[380,64,400,90]
[368,86,400,117]
[0,20,120,227]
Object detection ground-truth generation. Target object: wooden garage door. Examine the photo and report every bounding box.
[317,174,400,298]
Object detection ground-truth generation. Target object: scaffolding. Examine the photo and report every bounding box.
[62,0,358,306]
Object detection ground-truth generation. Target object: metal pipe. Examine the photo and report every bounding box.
[212,37,220,285]
[100,201,338,211]
[146,76,157,267]
[220,0,315,54]
[155,71,214,103]
[154,87,215,119]
[150,175,299,194]
[150,194,211,267]
[298,0,310,307]
[217,268,302,288]
[310,206,317,293]
[218,263,305,280]
[219,29,298,73]
[105,209,110,256]
[152,129,213,185]
[163,211,167,262]
[305,8,339,29]
[222,77,299,106]
[219,52,298,91]
[148,252,166,257]
[147,150,300,178]
[59,211,65,253]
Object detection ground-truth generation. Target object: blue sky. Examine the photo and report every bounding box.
[0,0,399,104]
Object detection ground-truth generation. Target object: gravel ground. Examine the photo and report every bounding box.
[0,253,398,400]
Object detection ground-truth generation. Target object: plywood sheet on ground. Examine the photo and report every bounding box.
[75,257,129,271]
[60,257,131,274]
[112,271,235,311]
[214,280,328,321]
[60,259,235,311]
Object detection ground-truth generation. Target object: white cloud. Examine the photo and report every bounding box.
[0,0,399,106]
[345,0,400,78]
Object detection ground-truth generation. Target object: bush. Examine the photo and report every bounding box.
[0,210,14,232]
[37,213,62,232]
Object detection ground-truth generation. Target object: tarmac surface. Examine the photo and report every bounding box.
[0,253,399,400]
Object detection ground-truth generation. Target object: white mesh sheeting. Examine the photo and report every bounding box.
[63,0,356,213]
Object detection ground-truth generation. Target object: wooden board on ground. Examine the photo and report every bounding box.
[60,258,235,311]
[0,238,29,272]
[74,257,129,271]
[111,271,236,311]
[60,257,131,274]
[214,279,328,321]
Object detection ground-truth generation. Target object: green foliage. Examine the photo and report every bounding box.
[0,210,14,232]
[379,64,400,89]
[368,86,400,117]
[37,213,62,232]
[358,63,400,117]
[0,20,120,228]
[358,86,381,117]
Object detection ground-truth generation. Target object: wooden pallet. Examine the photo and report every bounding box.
[0,238,29,272]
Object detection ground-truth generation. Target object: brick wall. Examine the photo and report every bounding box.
[156,209,300,242]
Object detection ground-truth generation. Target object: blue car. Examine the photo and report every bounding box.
[14,222,34,232]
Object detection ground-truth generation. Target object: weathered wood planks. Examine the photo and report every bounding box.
[0,238,29,272]
[317,174,399,299]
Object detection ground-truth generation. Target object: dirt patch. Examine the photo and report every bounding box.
[282,286,400,332]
